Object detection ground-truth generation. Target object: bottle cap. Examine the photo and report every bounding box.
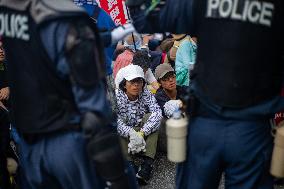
[172,108,181,119]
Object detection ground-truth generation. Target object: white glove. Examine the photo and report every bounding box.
[128,129,146,154]
[128,130,146,154]
[128,142,146,154]
[128,139,146,154]
[111,23,135,44]
[164,100,183,118]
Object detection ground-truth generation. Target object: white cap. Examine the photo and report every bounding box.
[115,64,145,88]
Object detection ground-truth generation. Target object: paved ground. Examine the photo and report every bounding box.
[140,153,283,189]
[138,125,284,189]
[140,152,175,189]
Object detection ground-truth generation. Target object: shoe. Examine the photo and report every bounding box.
[136,158,154,185]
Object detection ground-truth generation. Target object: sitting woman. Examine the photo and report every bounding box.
[154,63,188,118]
[132,50,160,93]
[115,65,162,185]
[175,36,197,87]
[113,34,142,79]
[115,50,160,93]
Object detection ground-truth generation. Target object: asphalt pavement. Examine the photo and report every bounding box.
[140,153,283,189]
[140,152,175,189]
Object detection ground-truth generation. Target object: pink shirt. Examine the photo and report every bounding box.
[113,50,134,79]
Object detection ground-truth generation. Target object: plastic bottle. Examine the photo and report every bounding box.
[270,126,284,178]
[166,109,188,163]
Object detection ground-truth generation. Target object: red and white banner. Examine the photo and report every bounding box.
[97,0,128,26]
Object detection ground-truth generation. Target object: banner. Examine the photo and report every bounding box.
[98,0,128,26]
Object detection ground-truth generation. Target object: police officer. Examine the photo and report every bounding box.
[0,38,11,189]
[125,0,284,189]
[0,0,137,189]
[73,1,135,114]
[0,104,10,189]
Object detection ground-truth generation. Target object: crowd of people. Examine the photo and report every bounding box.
[0,0,197,188]
[113,32,194,183]
[0,0,283,189]
[0,25,196,189]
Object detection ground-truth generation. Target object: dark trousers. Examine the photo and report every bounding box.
[19,130,138,189]
[19,131,101,189]
[176,116,274,189]
[120,130,159,160]
[119,113,159,160]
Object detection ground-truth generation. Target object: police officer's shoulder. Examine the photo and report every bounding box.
[0,0,30,10]
[29,0,86,24]
[1,0,86,24]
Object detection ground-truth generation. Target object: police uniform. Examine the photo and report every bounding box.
[74,1,118,114]
[127,0,284,188]
[0,107,10,189]
[0,29,11,189]
[0,0,137,188]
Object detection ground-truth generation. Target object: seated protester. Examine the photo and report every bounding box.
[132,50,160,93]
[175,36,197,86]
[115,50,160,92]
[168,34,189,62]
[148,39,161,51]
[140,35,163,72]
[156,37,174,67]
[113,34,142,79]
[164,34,189,68]
[158,37,174,54]
[154,63,188,118]
[113,46,125,62]
[148,50,163,74]
[113,35,163,92]
[116,65,162,185]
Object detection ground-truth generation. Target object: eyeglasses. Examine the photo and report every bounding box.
[161,73,176,82]
[128,78,144,85]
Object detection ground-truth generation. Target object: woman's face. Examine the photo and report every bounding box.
[0,43,5,62]
[125,78,144,99]
[160,72,176,91]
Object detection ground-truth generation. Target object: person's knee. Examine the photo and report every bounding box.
[145,132,159,159]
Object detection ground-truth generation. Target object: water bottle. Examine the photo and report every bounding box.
[270,126,284,178]
[166,109,188,163]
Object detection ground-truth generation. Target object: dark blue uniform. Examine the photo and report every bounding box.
[0,0,137,188]
[128,0,284,188]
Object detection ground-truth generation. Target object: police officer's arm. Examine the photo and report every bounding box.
[41,20,134,186]
[99,24,135,47]
[40,21,111,119]
[93,6,135,47]
[66,21,114,118]
[127,0,195,34]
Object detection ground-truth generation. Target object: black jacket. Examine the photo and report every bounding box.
[155,86,188,117]
[0,61,8,89]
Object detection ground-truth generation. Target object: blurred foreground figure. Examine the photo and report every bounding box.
[0,0,137,189]
[126,0,284,189]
